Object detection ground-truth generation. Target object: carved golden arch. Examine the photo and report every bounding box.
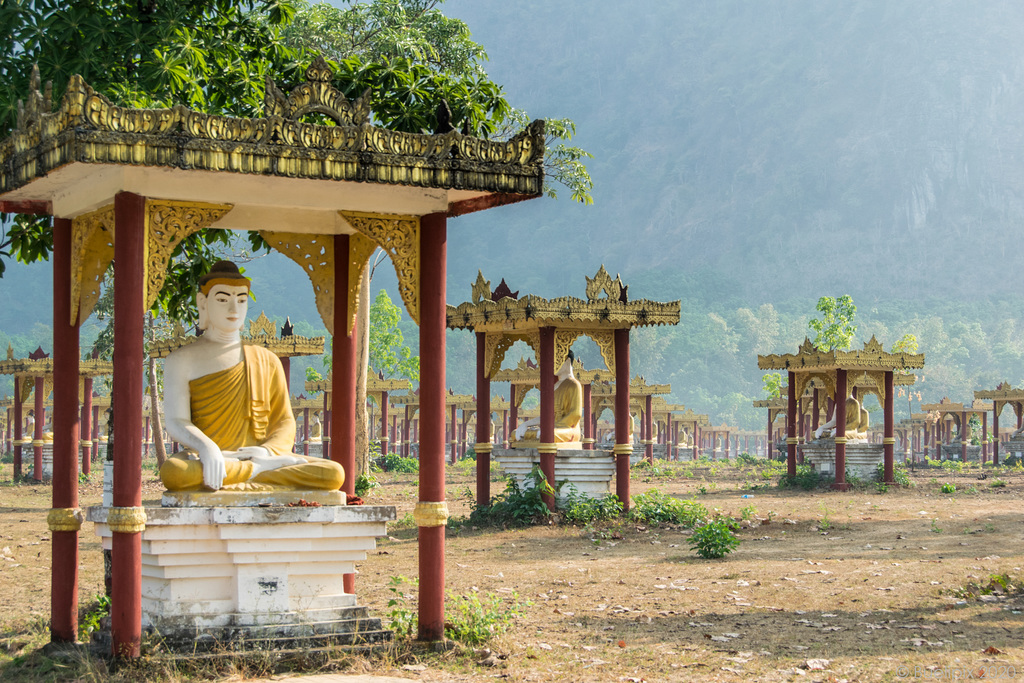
[340,211,420,326]
[793,372,836,404]
[484,331,539,378]
[70,200,231,326]
[260,231,336,332]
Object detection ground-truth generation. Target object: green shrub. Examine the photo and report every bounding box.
[445,589,529,645]
[940,482,956,494]
[874,461,911,487]
[78,593,110,641]
[561,487,622,525]
[990,479,1007,488]
[354,471,379,497]
[377,452,419,473]
[778,464,822,490]
[689,518,741,559]
[629,489,707,527]
[469,466,558,527]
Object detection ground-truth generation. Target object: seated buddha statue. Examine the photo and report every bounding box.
[814,395,869,444]
[309,411,323,442]
[159,261,344,492]
[510,353,583,446]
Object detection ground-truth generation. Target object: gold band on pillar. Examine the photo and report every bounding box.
[642,439,655,445]
[323,437,331,443]
[582,438,595,444]
[413,501,449,528]
[32,440,44,447]
[613,444,633,456]
[834,437,848,444]
[883,437,896,445]
[787,437,799,444]
[80,440,93,447]
[537,443,557,454]
[474,443,493,454]
[107,506,148,534]
[47,507,83,532]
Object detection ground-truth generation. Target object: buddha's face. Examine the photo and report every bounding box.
[200,284,249,334]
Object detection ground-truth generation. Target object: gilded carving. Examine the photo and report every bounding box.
[145,200,233,312]
[340,211,420,326]
[107,506,147,534]
[471,271,491,304]
[248,312,277,338]
[47,507,83,532]
[553,330,582,371]
[264,56,371,126]
[260,231,335,333]
[413,501,450,527]
[585,265,623,301]
[70,204,115,326]
[586,330,616,376]
[758,337,925,373]
[346,232,377,336]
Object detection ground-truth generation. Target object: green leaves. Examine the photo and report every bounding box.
[762,372,782,399]
[808,294,857,351]
[688,518,741,559]
[368,289,420,382]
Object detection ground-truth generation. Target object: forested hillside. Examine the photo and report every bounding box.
[4,1,1024,431]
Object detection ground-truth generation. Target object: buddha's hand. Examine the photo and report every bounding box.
[198,446,227,490]
[227,446,271,461]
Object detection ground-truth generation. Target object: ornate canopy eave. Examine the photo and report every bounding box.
[0,63,545,221]
[757,337,925,373]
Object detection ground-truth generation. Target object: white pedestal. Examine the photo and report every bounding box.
[802,440,884,480]
[1004,436,1024,461]
[87,500,396,647]
[493,448,615,500]
[31,444,53,481]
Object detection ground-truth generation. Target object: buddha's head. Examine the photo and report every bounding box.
[196,261,251,334]
[556,350,576,381]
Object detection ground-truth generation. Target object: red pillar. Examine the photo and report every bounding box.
[644,395,654,463]
[81,378,93,476]
[380,391,390,456]
[475,332,491,506]
[91,405,100,464]
[613,328,631,510]
[51,216,80,642]
[111,191,145,657]
[33,376,44,481]
[13,377,22,479]
[332,234,357,594]
[403,406,411,457]
[280,356,291,395]
[982,412,988,464]
[883,371,894,484]
[509,385,518,439]
[766,413,773,462]
[417,213,447,641]
[538,327,556,511]
[832,370,849,490]
[786,372,797,478]
[960,411,968,462]
[322,393,331,461]
[582,382,593,450]
[993,406,1000,465]
[501,409,508,448]
[692,424,699,461]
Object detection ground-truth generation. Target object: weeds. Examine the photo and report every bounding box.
[560,487,622,526]
[469,466,558,527]
[354,472,379,497]
[940,482,956,494]
[375,453,419,473]
[951,573,1024,601]
[689,518,741,559]
[629,489,707,527]
[78,593,110,641]
[778,465,821,490]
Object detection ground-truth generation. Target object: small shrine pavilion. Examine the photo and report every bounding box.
[758,337,925,488]
[672,408,711,460]
[0,59,545,652]
[390,390,421,458]
[974,383,1024,464]
[919,397,993,462]
[0,345,112,480]
[306,371,412,458]
[447,268,680,510]
[590,376,671,463]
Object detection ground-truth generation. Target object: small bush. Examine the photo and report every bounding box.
[990,479,1007,488]
[689,518,741,559]
[78,593,110,641]
[377,452,419,473]
[778,464,822,490]
[354,472,379,497]
[629,489,707,527]
[874,461,911,487]
[445,590,530,645]
[940,482,956,494]
[561,487,623,525]
[469,466,558,527]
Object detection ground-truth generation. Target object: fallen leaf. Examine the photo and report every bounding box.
[617,640,626,648]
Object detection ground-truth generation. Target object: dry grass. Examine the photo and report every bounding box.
[2,456,1023,681]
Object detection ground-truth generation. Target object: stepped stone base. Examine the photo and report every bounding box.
[1003,436,1024,461]
[802,440,883,479]
[86,498,395,647]
[940,443,981,461]
[493,447,615,500]
[31,446,52,481]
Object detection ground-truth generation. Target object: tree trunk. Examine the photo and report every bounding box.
[354,268,371,480]
[147,313,168,466]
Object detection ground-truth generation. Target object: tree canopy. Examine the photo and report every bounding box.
[808,295,857,352]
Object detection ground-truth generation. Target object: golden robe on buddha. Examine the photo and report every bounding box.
[513,377,584,444]
[160,346,344,491]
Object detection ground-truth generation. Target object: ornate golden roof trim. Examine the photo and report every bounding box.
[1,63,545,197]
[758,336,925,372]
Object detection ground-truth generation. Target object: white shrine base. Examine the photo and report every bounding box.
[87,499,396,648]
[1003,436,1024,461]
[493,448,615,501]
[31,445,53,481]
[940,443,981,462]
[801,440,884,480]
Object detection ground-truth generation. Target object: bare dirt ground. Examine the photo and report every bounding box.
[2,456,1023,682]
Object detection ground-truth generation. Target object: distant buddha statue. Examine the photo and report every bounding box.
[159,261,344,492]
[814,394,869,444]
[309,411,323,441]
[510,353,583,446]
